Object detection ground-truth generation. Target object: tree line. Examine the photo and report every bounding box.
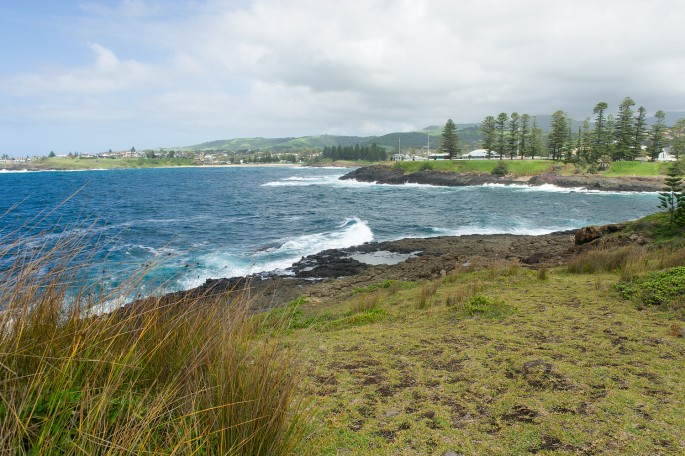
[480,97,684,163]
[480,113,545,160]
[321,144,388,161]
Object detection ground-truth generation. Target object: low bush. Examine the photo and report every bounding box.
[491,161,508,177]
[452,295,517,319]
[616,266,685,307]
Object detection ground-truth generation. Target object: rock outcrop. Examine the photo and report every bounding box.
[574,224,626,245]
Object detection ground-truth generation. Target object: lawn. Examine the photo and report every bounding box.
[279,245,685,454]
[391,159,670,178]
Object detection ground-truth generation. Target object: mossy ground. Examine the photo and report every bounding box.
[280,264,685,454]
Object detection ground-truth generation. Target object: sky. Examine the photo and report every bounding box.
[2,0,685,156]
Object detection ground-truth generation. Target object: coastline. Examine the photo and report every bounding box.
[340,164,665,192]
[148,229,590,312]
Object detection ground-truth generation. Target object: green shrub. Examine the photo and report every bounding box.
[453,295,517,319]
[616,266,685,307]
[491,161,508,177]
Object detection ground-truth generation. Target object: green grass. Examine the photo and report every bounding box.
[602,161,669,177]
[273,222,685,454]
[287,265,685,455]
[393,159,562,175]
[392,159,671,178]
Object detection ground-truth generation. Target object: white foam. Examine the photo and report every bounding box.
[262,174,345,187]
[481,182,658,195]
[428,225,570,237]
[176,217,374,290]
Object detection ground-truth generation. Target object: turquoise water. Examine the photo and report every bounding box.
[0,166,658,295]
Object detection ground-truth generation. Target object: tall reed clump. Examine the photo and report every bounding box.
[567,246,641,274]
[0,231,305,454]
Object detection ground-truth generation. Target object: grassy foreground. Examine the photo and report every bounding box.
[275,214,685,454]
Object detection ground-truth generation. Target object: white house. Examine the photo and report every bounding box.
[463,149,494,159]
[657,149,677,162]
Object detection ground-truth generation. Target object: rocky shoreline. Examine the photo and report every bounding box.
[340,165,663,192]
[128,218,647,315]
[154,230,589,311]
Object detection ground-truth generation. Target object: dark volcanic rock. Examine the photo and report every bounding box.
[340,165,520,186]
[527,173,662,192]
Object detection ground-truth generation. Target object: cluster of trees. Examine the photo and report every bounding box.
[237,152,299,164]
[480,113,544,160]
[321,144,387,161]
[545,98,661,162]
[480,97,682,163]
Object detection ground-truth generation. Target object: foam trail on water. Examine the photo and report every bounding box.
[428,224,572,237]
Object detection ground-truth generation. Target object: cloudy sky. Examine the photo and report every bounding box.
[2,0,685,156]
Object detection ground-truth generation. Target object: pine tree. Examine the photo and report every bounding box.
[670,118,685,159]
[591,102,609,161]
[578,118,592,160]
[480,116,497,156]
[659,165,684,226]
[548,110,569,161]
[495,113,508,160]
[519,114,530,159]
[529,117,544,158]
[507,112,520,159]
[633,106,647,156]
[440,119,461,159]
[648,110,667,160]
[614,97,636,160]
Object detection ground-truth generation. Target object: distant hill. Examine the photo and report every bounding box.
[187,123,482,153]
[185,112,685,153]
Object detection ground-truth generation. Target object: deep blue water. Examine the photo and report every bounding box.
[0,166,659,296]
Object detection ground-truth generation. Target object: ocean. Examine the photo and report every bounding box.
[0,166,659,297]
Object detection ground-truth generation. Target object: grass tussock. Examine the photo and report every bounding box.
[451,295,517,320]
[350,292,382,314]
[567,246,641,274]
[486,259,521,279]
[0,234,305,455]
[445,281,484,307]
[417,283,439,309]
[537,265,548,280]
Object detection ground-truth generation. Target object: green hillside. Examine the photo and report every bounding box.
[186,125,482,153]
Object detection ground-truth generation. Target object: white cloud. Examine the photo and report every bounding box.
[2,0,685,154]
